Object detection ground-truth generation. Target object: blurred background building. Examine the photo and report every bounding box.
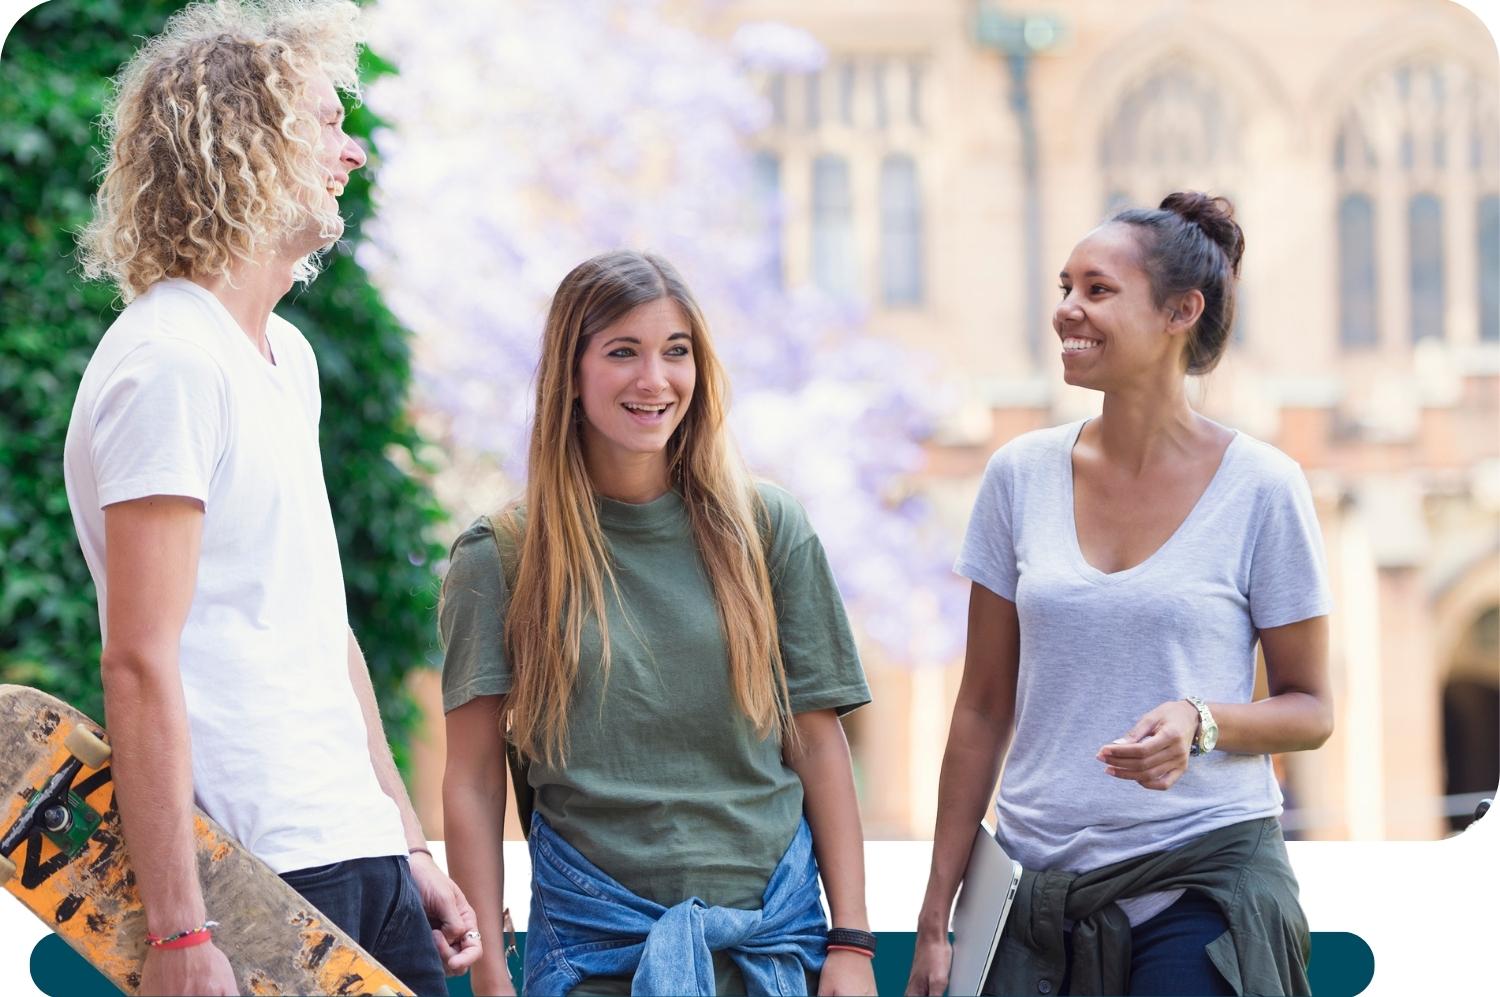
[383,0,1499,842]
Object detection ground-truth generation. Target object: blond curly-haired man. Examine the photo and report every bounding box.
[64,3,478,993]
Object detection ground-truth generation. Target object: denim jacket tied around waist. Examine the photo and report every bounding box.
[523,812,829,996]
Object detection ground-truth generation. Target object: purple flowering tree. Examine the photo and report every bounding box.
[362,0,963,664]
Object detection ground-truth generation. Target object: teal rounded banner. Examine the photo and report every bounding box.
[33,930,1373,995]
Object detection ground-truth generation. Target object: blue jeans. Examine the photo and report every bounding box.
[279,854,448,997]
[524,813,828,996]
[1059,891,1235,996]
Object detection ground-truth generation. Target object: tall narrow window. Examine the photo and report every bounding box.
[804,71,822,130]
[767,73,786,128]
[1409,193,1445,342]
[811,155,856,298]
[908,59,925,128]
[753,151,783,288]
[838,60,856,126]
[1339,193,1379,348]
[880,154,923,306]
[1480,194,1499,342]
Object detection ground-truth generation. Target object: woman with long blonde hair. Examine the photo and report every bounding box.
[441,250,877,996]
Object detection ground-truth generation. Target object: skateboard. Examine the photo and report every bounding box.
[0,684,411,995]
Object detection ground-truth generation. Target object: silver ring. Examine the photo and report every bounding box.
[464,930,482,942]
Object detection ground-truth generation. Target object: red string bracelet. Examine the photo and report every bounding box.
[826,943,875,959]
[146,920,218,950]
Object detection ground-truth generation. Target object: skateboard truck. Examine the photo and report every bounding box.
[0,724,112,887]
[37,793,103,856]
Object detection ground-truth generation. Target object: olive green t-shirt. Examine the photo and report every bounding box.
[439,483,869,915]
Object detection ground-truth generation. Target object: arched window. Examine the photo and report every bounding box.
[880,154,923,306]
[1099,64,1245,344]
[1099,64,1241,210]
[1334,58,1498,349]
[812,154,856,298]
[1339,193,1380,348]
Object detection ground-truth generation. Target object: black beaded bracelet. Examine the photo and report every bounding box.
[826,927,877,955]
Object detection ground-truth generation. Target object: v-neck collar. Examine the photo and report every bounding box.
[1063,418,1241,585]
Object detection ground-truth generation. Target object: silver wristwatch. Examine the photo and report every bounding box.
[1185,696,1219,756]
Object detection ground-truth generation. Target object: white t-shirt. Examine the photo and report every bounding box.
[955,419,1331,924]
[63,278,407,873]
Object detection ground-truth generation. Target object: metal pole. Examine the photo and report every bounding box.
[1006,51,1045,367]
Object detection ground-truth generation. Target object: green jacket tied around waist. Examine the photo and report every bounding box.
[981,817,1310,996]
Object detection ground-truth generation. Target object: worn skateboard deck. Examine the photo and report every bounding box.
[0,684,411,995]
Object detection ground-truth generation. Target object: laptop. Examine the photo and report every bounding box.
[948,821,1023,997]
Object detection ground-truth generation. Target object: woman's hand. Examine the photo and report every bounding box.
[1097,699,1201,790]
[787,710,877,995]
[820,948,877,996]
[904,927,953,996]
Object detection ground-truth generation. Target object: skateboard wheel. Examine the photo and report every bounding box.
[372,988,400,996]
[64,726,112,768]
[0,854,14,887]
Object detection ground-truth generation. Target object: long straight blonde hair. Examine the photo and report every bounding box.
[500,251,792,764]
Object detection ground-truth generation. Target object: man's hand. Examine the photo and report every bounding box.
[139,942,239,996]
[1097,699,1201,791]
[408,850,482,975]
[904,928,953,996]
[819,948,877,996]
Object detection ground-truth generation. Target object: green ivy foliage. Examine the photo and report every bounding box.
[0,0,444,771]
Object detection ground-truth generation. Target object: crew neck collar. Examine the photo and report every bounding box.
[595,489,686,532]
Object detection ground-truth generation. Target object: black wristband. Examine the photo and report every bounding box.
[826,927,877,954]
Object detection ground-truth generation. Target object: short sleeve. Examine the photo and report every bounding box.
[954,448,1018,601]
[90,339,229,509]
[1248,471,1332,629]
[439,519,514,711]
[759,486,870,717]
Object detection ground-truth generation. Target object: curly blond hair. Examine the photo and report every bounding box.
[79,0,363,301]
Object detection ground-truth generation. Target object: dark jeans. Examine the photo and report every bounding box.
[280,854,448,997]
[1062,891,1235,996]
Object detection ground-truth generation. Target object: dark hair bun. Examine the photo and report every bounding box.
[1160,192,1245,275]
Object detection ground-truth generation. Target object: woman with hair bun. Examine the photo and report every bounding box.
[906,193,1332,996]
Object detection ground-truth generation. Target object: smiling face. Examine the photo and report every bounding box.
[1054,223,1188,391]
[283,68,366,257]
[575,296,697,489]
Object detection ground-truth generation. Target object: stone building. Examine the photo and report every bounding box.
[406,0,1499,842]
[703,0,1500,841]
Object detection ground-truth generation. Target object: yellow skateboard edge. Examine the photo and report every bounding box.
[0,684,416,996]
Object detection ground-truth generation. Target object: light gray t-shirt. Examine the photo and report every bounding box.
[955,419,1330,922]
